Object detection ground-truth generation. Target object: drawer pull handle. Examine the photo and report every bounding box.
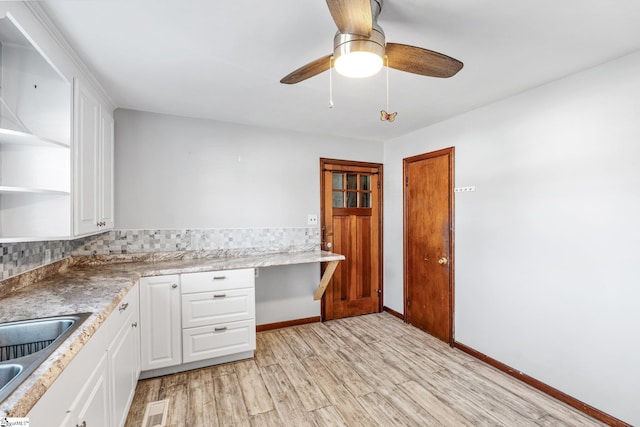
[171,284,178,289]
[214,326,227,332]
[213,294,226,299]
[213,276,227,280]
[119,302,129,312]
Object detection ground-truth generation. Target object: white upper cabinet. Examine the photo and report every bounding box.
[100,108,115,230]
[73,78,99,236]
[73,78,114,236]
[0,3,115,242]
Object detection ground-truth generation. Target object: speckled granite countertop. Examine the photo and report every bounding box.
[0,250,344,417]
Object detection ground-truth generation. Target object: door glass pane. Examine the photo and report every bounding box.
[332,173,343,190]
[346,174,357,190]
[360,193,371,208]
[360,175,370,190]
[346,191,357,208]
[332,191,344,208]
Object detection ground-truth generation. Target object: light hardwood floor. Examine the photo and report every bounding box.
[125,312,603,426]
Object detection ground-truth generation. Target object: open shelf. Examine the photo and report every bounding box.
[0,13,72,242]
[0,186,70,195]
[0,128,69,148]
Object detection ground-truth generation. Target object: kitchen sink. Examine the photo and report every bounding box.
[0,312,91,403]
[0,365,22,391]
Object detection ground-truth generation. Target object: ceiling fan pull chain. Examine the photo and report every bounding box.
[386,55,389,112]
[380,56,397,122]
[329,56,334,109]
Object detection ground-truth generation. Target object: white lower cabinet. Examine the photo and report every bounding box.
[140,269,255,378]
[109,286,140,427]
[72,352,110,427]
[139,275,181,371]
[28,282,140,427]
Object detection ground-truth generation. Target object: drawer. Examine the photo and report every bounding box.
[182,319,256,364]
[182,288,255,328]
[180,268,255,294]
[107,282,139,343]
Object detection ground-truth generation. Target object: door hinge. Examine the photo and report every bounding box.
[405,176,409,186]
[406,298,410,308]
[377,180,381,189]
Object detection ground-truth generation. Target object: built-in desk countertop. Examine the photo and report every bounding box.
[0,250,344,417]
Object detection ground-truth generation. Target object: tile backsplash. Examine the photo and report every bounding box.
[1,239,75,282]
[0,227,320,282]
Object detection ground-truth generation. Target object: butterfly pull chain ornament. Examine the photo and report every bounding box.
[380,110,397,122]
[380,56,397,122]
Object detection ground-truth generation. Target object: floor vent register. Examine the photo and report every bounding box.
[141,399,169,427]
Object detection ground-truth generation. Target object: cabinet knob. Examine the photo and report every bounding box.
[76,422,87,427]
[132,322,138,328]
[171,284,178,289]
[119,302,129,312]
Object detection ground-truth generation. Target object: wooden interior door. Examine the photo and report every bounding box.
[320,159,383,321]
[404,148,454,343]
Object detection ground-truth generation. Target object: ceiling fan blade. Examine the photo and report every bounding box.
[326,0,372,36]
[280,54,333,84]
[385,43,463,78]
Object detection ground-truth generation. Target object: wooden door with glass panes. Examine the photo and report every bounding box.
[320,159,382,320]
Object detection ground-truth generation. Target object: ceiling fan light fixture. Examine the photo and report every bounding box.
[334,51,383,78]
[333,28,385,79]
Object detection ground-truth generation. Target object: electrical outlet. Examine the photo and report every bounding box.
[307,214,318,225]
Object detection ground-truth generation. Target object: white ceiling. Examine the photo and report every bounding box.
[39,0,640,142]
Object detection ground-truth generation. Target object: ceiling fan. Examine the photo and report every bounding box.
[280,0,463,84]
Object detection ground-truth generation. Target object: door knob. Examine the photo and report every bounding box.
[438,257,448,265]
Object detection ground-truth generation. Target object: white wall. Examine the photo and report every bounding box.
[114,109,382,228]
[384,51,640,425]
[114,109,383,324]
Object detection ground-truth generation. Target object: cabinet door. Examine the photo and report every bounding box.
[140,275,182,371]
[73,351,110,427]
[109,300,139,427]
[73,78,100,236]
[99,107,114,230]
